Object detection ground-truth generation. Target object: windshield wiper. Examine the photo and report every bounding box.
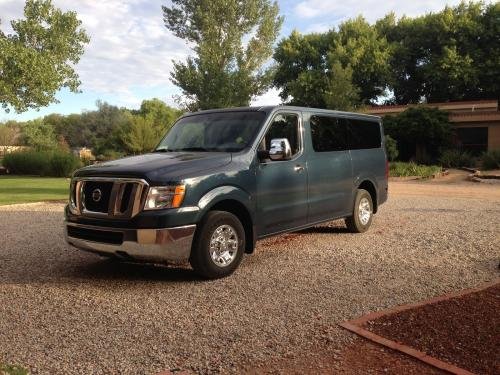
[153,148,173,152]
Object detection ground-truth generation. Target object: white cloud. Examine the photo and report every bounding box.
[293,0,485,24]
[0,0,190,107]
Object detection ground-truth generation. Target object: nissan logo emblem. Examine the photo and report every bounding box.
[92,188,102,202]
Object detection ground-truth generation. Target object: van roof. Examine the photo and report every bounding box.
[181,105,381,121]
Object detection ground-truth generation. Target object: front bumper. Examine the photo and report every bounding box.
[65,222,196,263]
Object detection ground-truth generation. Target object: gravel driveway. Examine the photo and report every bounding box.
[0,181,498,374]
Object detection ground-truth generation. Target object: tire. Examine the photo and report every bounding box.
[345,189,373,233]
[190,211,245,279]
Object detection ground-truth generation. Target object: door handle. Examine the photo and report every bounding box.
[294,165,304,172]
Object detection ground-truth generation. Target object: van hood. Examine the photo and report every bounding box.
[74,152,232,184]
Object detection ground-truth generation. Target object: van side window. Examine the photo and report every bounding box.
[347,119,381,149]
[261,113,300,156]
[310,115,347,152]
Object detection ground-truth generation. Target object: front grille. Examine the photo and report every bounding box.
[71,178,148,219]
[67,226,123,245]
[83,181,113,213]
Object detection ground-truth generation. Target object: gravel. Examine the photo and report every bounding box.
[0,182,499,374]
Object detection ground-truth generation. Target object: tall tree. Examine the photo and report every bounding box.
[21,119,57,150]
[121,115,160,154]
[0,0,89,113]
[273,17,390,109]
[163,0,283,110]
[135,98,182,133]
[377,2,499,103]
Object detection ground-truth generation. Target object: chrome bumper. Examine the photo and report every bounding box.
[65,222,196,263]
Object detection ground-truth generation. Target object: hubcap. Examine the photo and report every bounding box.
[209,224,239,267]
[358,197,372,225]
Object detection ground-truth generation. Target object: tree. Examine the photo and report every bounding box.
[21,119,57,150]
[273,17,390,109]
[121,115,160,154]
[0,0,89,113]
[134,98,182,134]
[323,62,360,111]
[163,0,283,110]
[383,107,452,163]
[377,2,500,103]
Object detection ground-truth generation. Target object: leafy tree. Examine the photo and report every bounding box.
[383,107,452,163]
[377,2,499,103]
[274,17,390,109]
[134,98,182,134]
[21,119,57,150]
[323,62,360,111]
[0,0,89,113]
[121,115,160,154]
[163,0,283,110]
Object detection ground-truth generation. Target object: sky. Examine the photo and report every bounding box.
[0,0,474,121]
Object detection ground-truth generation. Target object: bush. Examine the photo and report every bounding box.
[389,162,442,178]
[481,149,500,170]
[384,135,399,161]
[3,150,81,177]
[439,149,476,168]
[49,150,82,177]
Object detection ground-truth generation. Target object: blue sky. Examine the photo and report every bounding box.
[0,0,473,121]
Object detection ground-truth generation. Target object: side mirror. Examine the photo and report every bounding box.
[269,138,292,161]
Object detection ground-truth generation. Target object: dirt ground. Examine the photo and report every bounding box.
[0,174,498,374]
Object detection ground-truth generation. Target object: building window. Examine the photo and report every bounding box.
[455,127,488,155]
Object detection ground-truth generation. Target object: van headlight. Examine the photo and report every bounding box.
[144,185,186,210]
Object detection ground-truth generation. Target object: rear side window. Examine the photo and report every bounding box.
[310,115,347,152]
[346,119,381,150]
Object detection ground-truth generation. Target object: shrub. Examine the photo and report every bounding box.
[389,162,442,178]
[3,150,81,177]
[3,150,51,175]
[49,150,82,177]
[481,149,500,170]
[439,149,476,168]
[384,135,399,161]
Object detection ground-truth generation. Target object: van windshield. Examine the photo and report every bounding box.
[155,111,266,152]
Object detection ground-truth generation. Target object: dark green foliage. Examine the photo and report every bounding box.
[274,2,499,107]
[3,149,81,176]
[384,135,399,161]
[273,17,390,109]
[481,149,500,170]
[383,107,452,163]
[439,149,476,168]
[377,2,499,103]
[0,0,89,113]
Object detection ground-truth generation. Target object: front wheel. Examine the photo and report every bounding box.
[190,211,245,279]
[345,189,373,233]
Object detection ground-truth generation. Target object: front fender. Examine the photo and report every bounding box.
[197,185,254,221]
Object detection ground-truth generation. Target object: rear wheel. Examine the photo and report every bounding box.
[345,189,373,233]
[190,211,245,279]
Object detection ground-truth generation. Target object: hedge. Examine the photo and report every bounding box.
[2,150,82,177]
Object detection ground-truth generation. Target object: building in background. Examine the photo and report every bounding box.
[367,100,500,154]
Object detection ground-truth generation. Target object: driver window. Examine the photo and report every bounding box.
[260,113,300,156]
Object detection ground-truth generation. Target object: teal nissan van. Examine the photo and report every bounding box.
[65,106,388,278]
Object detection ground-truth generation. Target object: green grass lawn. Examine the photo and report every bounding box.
[0,176,70,206]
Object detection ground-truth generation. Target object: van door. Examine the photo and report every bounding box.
[307,115,352,222]
[256,112,308,235]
